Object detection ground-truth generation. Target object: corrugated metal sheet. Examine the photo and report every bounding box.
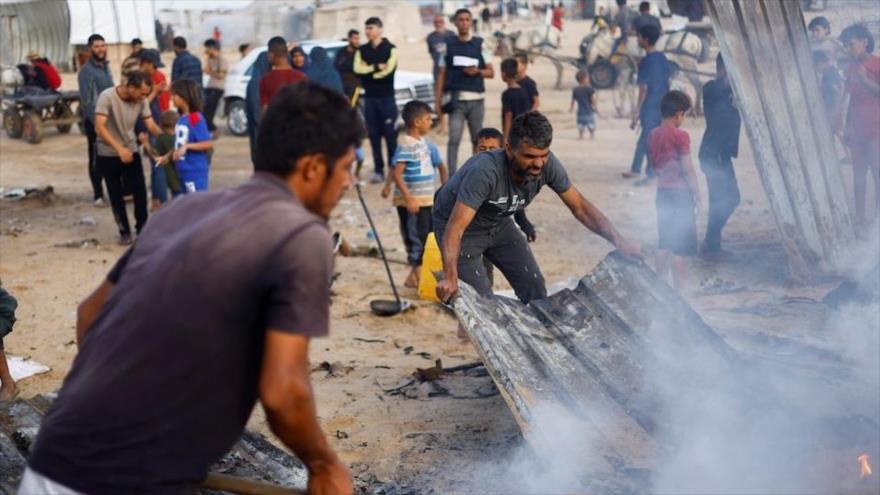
[705,0,855,278]
[0,0,71,70]
[454,252,739,487]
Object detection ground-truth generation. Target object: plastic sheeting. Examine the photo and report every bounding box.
[0,0,70,69]
[68,0,156,45]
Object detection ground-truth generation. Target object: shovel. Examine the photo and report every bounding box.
[354,183,408,317]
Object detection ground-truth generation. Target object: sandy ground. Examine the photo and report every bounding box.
[1,16,878,493]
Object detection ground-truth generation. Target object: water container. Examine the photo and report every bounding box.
[418,232,443,302]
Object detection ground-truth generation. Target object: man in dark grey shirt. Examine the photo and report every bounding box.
[25,83,363,495]
[434,112,641,304]
[427,14,454,82]
[632,1,662,34]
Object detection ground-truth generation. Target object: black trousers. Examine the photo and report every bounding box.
[204,88,224,132]
[363,96,398,175]
[701,154,740,251]
[97,153,148,236]
[435,218,546,304]
[83,119,105,200]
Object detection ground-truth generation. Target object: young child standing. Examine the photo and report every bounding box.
[475,127,503,154]
[515,53,540,110]
[170,80,213,193]
[390,100,448,288]
[813,50,845,138]
[808,16,843,67]
[570,70,598,140]
[140,110,183,201]
[648,90,700,292]
[500,58,531,140]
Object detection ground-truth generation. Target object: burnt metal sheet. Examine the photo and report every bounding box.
[454,252,739,479]
[0,395,309,494]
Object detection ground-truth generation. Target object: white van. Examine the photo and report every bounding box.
[218,40,435,136]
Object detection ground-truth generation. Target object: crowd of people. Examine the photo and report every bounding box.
[2,3,878,493]
[808,16,880,227]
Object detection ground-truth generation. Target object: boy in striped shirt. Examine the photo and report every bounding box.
[387,100,448,288]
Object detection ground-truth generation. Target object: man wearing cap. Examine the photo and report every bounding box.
[140,49,172,209]
[78,34,114,207]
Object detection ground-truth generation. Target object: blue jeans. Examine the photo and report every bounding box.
[397,206,433,266]
[147,140,168,203]
[630,115,661,176]
[363,96,398,175]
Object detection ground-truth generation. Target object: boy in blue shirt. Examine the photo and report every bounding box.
[170,80,213,192]
[384,100,448,288]
[623,24,671,185]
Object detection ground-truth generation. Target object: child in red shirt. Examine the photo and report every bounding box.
[648,90,701,292]
[840,24,880,226]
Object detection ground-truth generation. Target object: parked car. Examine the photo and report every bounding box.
[218,40,435,136]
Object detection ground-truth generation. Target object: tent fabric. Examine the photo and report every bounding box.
[68,0,156,45]
[0,0,70,69]
[0,0,156,71]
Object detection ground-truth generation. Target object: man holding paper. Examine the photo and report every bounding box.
[435,8,494,174]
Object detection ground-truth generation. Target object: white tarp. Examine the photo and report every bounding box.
[68,0,156,45]
[7,355,50,382]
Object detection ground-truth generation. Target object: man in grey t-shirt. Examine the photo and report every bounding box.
[25,82,363,495]
[433,112,642,304]
[94,71,163,245]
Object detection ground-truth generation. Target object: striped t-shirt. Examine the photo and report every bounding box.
[391,135,443,207]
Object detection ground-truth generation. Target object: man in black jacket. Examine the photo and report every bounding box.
[335,29,361,102]
[354,17,398,183]
[699,54,741,254]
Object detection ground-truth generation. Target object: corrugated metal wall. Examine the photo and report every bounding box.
[706,0,855,278]
[0,0,71,70]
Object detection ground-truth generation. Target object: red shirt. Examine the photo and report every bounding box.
[32,60,61,89]
[844,55,880,144]
[648,125,691,190]
[259,69,308,107]
[551,7,563,30]
[152,71,170,112]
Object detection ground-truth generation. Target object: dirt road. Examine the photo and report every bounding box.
[0,17,870,493]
